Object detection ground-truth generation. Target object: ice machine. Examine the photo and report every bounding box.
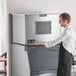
[10,13,61,76]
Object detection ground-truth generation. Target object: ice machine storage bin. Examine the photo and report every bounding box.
[26,45,59,72]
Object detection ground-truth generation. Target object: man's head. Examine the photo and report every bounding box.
[59,13,71,27]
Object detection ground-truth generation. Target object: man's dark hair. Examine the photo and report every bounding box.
[59,13,71,23]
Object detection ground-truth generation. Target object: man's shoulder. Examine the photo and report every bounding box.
[63,27,72,37]
[64,27,72,33]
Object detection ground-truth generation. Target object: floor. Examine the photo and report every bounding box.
[71,65,76,76]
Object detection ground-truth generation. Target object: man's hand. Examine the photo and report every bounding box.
[34,40,45,46]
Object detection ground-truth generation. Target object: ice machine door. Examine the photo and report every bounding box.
[12,44,30,76]
[12,14,26,44]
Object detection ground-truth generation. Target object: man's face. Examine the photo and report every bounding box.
[59,16,68,27]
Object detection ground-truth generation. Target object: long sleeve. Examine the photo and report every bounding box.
[44,29,72,48]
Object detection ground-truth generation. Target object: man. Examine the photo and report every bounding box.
[34,13,76,76]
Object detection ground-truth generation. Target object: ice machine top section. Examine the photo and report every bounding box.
[11,13,60,43]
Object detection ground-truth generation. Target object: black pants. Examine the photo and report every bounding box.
[57,42,74,76]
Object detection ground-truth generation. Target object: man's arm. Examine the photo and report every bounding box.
[44,29,71,48]
[34,29,71,47]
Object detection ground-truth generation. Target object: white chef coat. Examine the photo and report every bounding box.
[44,25,76,57]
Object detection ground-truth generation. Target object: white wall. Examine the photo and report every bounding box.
[8,0,76,33]
[1,0,8,54]
[0,0,8,68]
[0,0,9,76]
